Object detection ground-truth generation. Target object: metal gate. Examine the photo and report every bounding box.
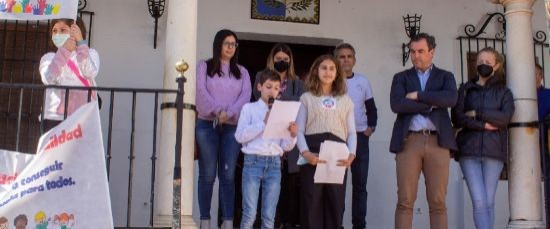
[456,12,549,85]
[0,1,188,227]
[0,1,94,153]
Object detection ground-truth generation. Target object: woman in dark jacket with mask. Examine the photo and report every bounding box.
[252,43,305,228]
[452,47,515,229]
[253,43,305,101]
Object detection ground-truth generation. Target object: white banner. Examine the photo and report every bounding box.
[0,102,113,229]
[0,0,78,20]
[0,150,34,195]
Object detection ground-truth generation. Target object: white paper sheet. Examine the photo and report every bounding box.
[314,140,350,184]
[262,100,301,139]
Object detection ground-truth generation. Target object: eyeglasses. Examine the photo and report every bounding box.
[223,42,239,49]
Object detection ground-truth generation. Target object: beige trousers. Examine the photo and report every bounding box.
[395,133,450,229]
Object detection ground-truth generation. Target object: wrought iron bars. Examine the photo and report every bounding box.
[402,14,422,66]
[148,0,166,49]
[172,60,189,229]
[456,12,549,85]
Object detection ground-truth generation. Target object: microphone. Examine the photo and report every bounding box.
[268,97,275,110]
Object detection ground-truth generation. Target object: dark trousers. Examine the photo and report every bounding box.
[276,160,301,227]
[545,152,550,229]
[541,127,550,228]
[350,132,370,229]
[300,133,347,229]
[300,164,347,229]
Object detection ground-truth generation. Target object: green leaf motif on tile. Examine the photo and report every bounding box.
[289,0,312,11]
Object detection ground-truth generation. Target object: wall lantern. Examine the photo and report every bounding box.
[402,14,422,66]
[148,0,165,49]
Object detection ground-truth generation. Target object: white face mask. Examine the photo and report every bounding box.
[52,34,70,48]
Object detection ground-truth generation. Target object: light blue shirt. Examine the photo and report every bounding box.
[409,66,436,131]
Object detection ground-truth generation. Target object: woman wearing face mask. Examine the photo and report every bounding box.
[451,47,514,229]
[252,43,304,228]
[40,18,99,131]
[253,43,304,101]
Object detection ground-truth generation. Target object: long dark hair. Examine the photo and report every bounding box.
[266,43,297,80]
[206,29,242,79]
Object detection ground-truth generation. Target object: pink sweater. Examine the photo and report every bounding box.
[40,45,100,120]
[195,60,251,125]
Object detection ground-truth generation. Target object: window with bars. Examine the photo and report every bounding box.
[0,11,94,153]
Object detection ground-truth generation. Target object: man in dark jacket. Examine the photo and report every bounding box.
[389,33,458,229]
[535,63,550,228]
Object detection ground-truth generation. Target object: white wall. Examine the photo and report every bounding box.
[196,0,548,145]
[82,0,549,227]
[194,0,548,228]
[85,0,168,226]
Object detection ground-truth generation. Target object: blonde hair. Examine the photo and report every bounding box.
[305,55,347,96]
[477,47,505,81]
[34,211,46,222]
[266,43,297,80]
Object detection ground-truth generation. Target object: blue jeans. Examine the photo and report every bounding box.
[240,154,282,229]
[351,132,370,229]
[195,119,241,220]
[460,157,504,229]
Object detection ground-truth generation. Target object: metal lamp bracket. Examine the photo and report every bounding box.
[402,14,422,66]
[148,0,165,49]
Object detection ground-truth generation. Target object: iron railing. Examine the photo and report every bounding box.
[0,82,185,228]
[456,12,549,85]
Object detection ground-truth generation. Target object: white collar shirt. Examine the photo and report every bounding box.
[235,99,297,156]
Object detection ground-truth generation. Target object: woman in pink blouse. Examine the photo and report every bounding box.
[195,29,251,229]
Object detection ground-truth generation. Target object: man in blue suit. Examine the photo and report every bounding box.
[389,33,458,229]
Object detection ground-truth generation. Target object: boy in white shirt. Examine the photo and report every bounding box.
[235,69,297,229]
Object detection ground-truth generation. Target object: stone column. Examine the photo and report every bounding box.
[492,0,545,228]
[154,0,197,228]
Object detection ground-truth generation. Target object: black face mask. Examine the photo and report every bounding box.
[477,64,494,78]
[274,60,290,73]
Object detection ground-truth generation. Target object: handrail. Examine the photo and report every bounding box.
[0,83,179,93]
